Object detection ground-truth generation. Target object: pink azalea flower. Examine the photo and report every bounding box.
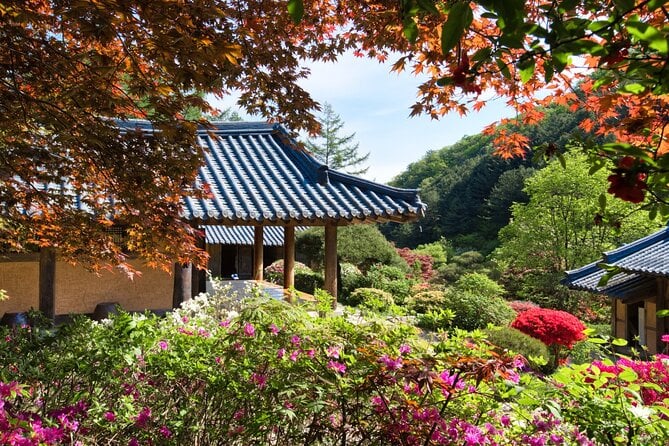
[326,346,340,358]
[327,360,346,374]
[135,406,151,428]
[220,319,231,328]
[158,340,168,351]
[250,372,267,389]
[268,323,279,335]
[289,350,300,361]
[243,323,255,337]
[104,411,116,422]
[277,348,286,359]
[290,335,301,346]
[399,344,411,355]
[378,354,403,370]
[159,425,172,438]
[661,334,669,343]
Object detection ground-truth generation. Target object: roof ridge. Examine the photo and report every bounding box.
[603,225,669,263]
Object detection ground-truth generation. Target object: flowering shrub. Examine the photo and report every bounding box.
[508,300,540,314]
[2,286,667,445]
[590,356,669,406]
[396,247,435,281]
[512,307,586,368]
[407,290,446,313]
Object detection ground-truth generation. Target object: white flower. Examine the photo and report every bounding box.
[629,404,653,420]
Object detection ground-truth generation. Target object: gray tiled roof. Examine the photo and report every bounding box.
[563,225,669,298]
[204,225,307,246]
[119,121,425,225]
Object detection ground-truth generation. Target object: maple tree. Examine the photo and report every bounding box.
[3,0,667,273]
[0,0,349,271]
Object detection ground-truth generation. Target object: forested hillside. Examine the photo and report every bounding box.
[382,105,592,252]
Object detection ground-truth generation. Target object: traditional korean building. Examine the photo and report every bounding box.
[563,225,669,354]
[0,122,425,320]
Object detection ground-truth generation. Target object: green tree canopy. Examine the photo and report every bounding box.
[304,103,370,175]
[495,151,662,273]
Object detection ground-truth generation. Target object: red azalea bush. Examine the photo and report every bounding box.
[512,308,586,368]
[396,247,435,282]
[511,308,586,348]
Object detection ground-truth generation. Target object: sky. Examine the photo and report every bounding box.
[213,52,514,184]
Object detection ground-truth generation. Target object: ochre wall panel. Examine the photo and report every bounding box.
[0,261,39,315]
[55,260,172,315]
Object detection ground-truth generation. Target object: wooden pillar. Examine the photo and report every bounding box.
[253,226,264,281]
[324,224,338,303]
[283,226,295,290]
[656,278,668,354]
[39,247,56,320]
[173,263,192,308]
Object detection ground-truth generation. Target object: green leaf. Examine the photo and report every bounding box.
[518,57,535,83]
[404,19,419,43]
[544,60,554,83]
[611,338,628,347]
[552,51,570,73]
[441,2,474,55]
[598,193,607,209]
[647,0,665,10]
[496,59,511,79]
[588,337,608,344]
[656,309,669,318]
[416,0,440,15]
[287,0,304,24]
[557,153,566,169]
[626,21,667,55]
[618,368,638,382]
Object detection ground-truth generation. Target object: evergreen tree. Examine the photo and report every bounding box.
[305,103,370,175]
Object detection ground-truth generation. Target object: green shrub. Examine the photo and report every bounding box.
[296,225,407,272]
[294,269,324,295]
[417,308,454,332]
[443,289,515,331]
[347,287,394,312]
[340,262,370,299]
[407,290,446,314]
[483,326,551,372]
[366,264,415,304]
[454,272,505,298]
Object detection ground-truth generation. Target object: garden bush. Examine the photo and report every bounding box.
[508,300,540,314]
[512,307,586,368]
[365,264,415,304]
[339,262,369,299]
[483,326,551,372]
[3,286,669,445]
[442,289,516,331]
[346,287,394,312]
[454,272,505,298]
[263,259,312,285]
[296,225,406,272]
[416,308,454,332]
[294,269,324,295]
[406,290,446,314]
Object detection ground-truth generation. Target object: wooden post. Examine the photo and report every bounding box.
[39,247,56,320]
[173,263,192,308]
[283,226,295,291]
[324,224,338,303]
[253,226,264,281]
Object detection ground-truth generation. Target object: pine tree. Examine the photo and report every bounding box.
[305,103,370,175]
